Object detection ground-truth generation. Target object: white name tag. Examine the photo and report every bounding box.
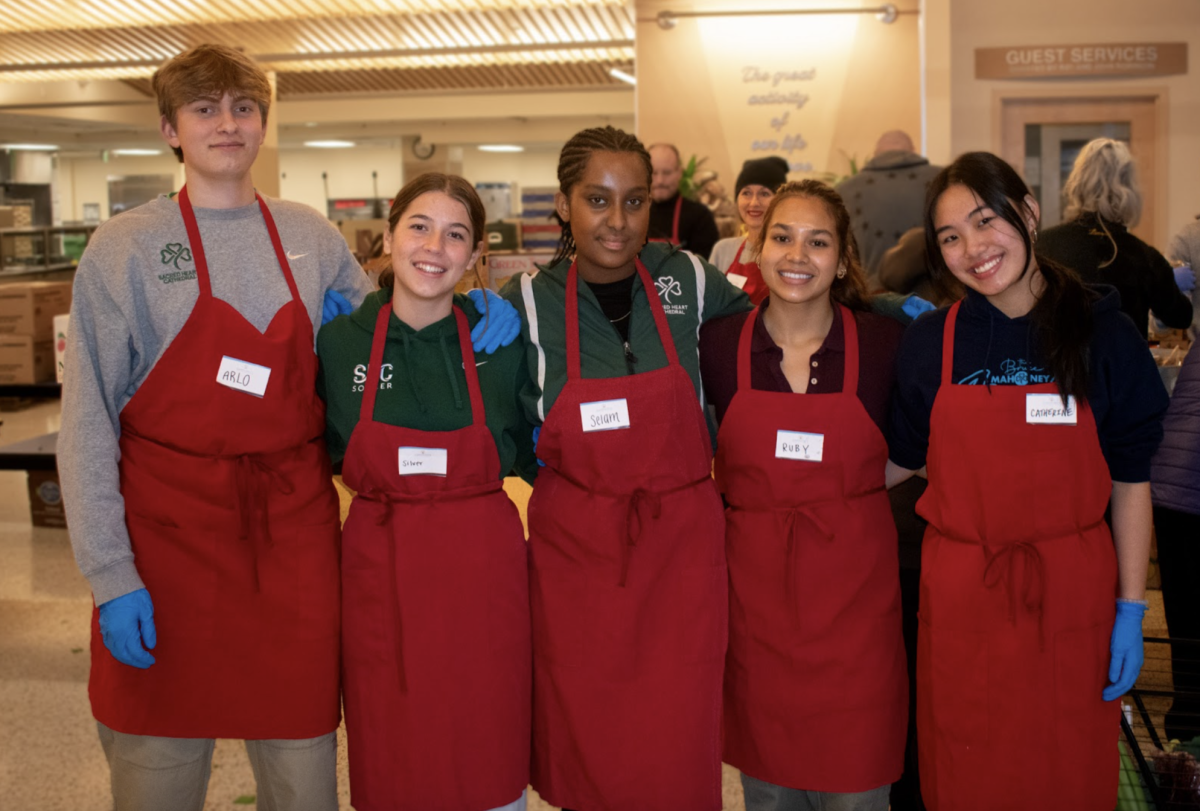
[397,447,448,476]
[580,398,631,432]
[726,272,749,290]
[1026,393,1077,425]
[216,355,271,398]
[776,430,824,462]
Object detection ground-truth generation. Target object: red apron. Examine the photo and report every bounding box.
[89,186,341,739]
[339,303,531,811]
[715,305,907,792]
[528,259,727,811]
[649,195,683,245]
[916,301,1118,811]
[726,240,768,306]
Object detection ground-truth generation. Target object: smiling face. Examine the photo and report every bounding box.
[737,184,775,234]
[556,150,650,283]
[933,183,1041,315]
[161,91,264,185]
[758,195,842,307]
[384,190,483,308]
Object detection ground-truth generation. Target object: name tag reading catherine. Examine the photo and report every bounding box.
[580,398,631,432]
[1026,393,1077,425]
[398,447,448,476]
[726,272,749,290]
[216,355,271,398]
[776,430,825,462]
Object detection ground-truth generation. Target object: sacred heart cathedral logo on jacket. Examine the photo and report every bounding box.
[655,276,683,303]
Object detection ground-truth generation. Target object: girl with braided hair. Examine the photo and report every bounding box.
[501,125,751,811]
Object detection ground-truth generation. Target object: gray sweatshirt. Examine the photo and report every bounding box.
[59,194,374,605]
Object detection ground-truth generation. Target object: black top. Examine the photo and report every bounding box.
[648,194,720,258]
[585,274,637,342]
[889,286,1168,483]
[1038,212,1193,336]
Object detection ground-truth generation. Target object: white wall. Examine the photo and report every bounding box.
[54,153,183,223]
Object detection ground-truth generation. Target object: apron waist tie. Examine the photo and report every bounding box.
[551,468,713,588]
[356,480,506,695]
[234,453,296,592]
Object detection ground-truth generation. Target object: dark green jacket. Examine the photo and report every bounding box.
[316,288,538,482]
[500,242,752,426]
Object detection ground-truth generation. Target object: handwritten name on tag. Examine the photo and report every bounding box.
[776,430,825,462]
[726,272,749,290]
[397,447,449,476]
[1025,393,1077,425]
[216,356,271,398]
[580,398,631,432]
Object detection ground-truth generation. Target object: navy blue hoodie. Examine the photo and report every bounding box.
[890,285,1167,482]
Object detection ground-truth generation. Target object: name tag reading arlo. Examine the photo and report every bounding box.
[397,447,448,476]
[726,272,749,290]
[216,355,271,398]
[1026,393,1077,425]
[776,430,824,462]
[580,398,631,432]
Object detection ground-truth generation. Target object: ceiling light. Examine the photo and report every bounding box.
[304,140,356,148]
[112,149,162,156]
[610,68,637,86]
[478,145,524,153]
[2,143,58,151]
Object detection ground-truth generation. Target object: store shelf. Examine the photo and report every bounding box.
[0,431,57,472]
[0,225,96,276]
[0,382,61,399]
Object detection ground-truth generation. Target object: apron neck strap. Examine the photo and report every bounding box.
[361,302,392,422]
[566,257,680,380]
[452,305,488,429]
[177,185,301,305]
[839,304,859,393]
[360,301,487,428]
[731,239,747,266]
[735,306,758,391]
[670,195,682,243]
[941,300,961,386]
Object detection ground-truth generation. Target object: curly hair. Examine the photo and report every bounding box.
[751,179,871,311]
[1062,138,1143,227]
[549,126,653,267]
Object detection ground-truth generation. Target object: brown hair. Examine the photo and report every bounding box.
[378,172,487,294]
[550,126,653,267]
[152,44,272,162]
[753,179,871,311]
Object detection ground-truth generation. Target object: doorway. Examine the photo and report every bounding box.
[1000,95,1163,246]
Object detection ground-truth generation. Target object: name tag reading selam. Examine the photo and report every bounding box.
[216,355,271,398]
[580,398,631,432]
[776,430,824,462]
[1026,393,1077,425]
[726,272,749,290]
[398,447,448,476]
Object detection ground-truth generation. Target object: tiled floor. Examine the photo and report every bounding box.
[0,397,1173,809]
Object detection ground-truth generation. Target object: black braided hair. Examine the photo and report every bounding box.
[550,126,653,268]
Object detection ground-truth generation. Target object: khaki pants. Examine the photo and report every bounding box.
[97,722,337,811]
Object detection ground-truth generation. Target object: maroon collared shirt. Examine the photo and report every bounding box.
[699,299,904,437]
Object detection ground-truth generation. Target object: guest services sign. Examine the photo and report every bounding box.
[976,43,1187,79]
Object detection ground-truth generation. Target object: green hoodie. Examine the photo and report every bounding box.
[316,288,538,483]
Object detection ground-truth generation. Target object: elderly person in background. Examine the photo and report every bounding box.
[647,142,721,258]
[836,130,941,286]
[1039,138,1193,337]
[710,156,791,304]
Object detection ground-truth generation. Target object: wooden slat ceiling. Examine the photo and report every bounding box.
[0,0,635,94]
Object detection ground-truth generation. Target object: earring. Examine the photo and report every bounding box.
[836,265,847,279]
[1032,226,1039,244]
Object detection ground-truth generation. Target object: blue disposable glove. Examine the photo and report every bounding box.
[1174,265,1196,294]
[322,289,354,325]
[98,588,157,669]
[465,289,520,354]
[1102,599,1147,701]
[901,294,936,320]
[532,426,545,467]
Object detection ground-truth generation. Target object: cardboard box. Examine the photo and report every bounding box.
[27,470,67,528]
[53,313,69,384]
[0,334,55,384]
[0,281,73,340]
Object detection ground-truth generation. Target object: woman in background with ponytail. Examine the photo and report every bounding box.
[888,151,1167,811]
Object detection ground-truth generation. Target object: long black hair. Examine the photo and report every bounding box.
[549,125,653,267]
[924,152,1096,403]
